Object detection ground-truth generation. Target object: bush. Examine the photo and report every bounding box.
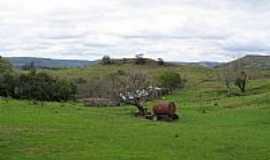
[53,79,77,101]
[158,71,185,91]
[135,54,145,65]
[0,58,16,97]
[158,58,165,65]
[0,73,17,97]
[0,71,77,102]
[102,56,112,65]
[0,57,13,73]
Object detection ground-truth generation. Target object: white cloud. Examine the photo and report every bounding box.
[0,0,270,62]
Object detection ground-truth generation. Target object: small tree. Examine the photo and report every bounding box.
[102,55,112,65]
[135,54,145,65]
[110,71,150,115]
[158,71,184,92]
[0,73,17,97]
[235,71,248,93]
[220,57,248,95]
[0,58,15,97]
[0,57,13,73]
[157,58,165,65]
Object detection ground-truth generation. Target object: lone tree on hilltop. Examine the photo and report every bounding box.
[158,58,165,65]
[135,53,145,64]
[102,55,112,65]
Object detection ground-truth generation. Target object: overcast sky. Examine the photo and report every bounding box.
[0,0,270,62]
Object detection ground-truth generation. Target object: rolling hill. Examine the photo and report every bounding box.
[216,55,270,70]
[1,55,270,160]
[4,55,270,70]
[4,56,222,69]
[1,79,270,160]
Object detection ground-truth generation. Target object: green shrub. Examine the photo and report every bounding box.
[54,80,77,101]
[0,57,13,73]
[135,54,145,65]
[0,71,77,102]
[158,71,185,91]
[0,73,17,97]
[157,58,165,65]
[102,56,112,65]
[0,58,16,97]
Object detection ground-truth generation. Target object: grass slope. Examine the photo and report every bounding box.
[217,55,270,70]
[1,80,270,160]
[216,55,270,79]
[45,63,216,86]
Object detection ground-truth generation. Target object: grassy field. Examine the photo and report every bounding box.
[1,79,270,160]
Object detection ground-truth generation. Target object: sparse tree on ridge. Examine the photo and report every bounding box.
[135,53,145,64]
[102,55,112,65]
[158,58,165,65]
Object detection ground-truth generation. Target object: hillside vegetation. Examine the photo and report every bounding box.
[0,58,77,102]
[0,57,13,72]
[217,55,270,70]
[1,56,270,160]
[1,79,270,160]
[47,63,216,84]
[216,55,270,79]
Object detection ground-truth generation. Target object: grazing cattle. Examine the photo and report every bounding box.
[152,101,179,121]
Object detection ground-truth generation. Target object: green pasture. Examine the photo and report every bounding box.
[1,80,270,160]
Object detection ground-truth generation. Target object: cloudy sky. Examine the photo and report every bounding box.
[0,0,270,62]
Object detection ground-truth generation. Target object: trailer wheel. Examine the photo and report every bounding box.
[172,114,179,120]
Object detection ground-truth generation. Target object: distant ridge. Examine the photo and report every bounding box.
[216,55,270,70]
[170,61,221,68]
[97,58,221,68]
[9,55,270,70]
[5,56,223,69]
[5,57,97,68]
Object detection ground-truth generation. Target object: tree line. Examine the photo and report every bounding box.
[0,58,77,101]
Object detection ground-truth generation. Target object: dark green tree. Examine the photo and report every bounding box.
[158,71,184,91]
[102,56,112,65]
